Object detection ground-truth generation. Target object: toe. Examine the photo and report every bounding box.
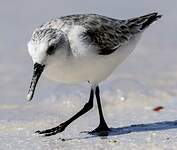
[35,124,66,136]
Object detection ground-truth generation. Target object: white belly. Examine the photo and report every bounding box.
[43,34,141,84]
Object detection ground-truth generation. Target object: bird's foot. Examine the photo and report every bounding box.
[35,123,66,136]
[89,124,111,136]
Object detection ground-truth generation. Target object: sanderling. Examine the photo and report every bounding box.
[27,13,161,136]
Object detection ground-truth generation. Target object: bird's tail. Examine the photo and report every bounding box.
[127,12,162,32]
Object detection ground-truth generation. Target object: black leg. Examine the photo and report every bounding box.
[36,88,94,136]
[91,86,110,134]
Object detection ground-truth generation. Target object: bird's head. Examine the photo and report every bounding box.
[27,28,70,101]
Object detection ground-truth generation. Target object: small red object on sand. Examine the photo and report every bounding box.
[153,106,164,112]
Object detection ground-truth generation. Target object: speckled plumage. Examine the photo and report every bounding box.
[27,12,162,136]
[28,12,162,84]
[32,13,161,55]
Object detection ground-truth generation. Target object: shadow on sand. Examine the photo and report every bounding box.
[59,120,177,141]
[109,120,177,136]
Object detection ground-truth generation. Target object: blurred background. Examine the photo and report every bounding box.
[0,0,177,149]
[0,0,176,103]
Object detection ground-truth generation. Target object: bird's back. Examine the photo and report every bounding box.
[38,13,161,54]
[46,13,161,55]
[39,13,161,83]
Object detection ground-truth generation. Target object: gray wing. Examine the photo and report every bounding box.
[81,22,131,55]
[39,13,161,55]
[79,13,161,55]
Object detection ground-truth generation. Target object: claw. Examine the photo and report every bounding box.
[35,130,41,133]
[35,124,66,136]
[88,124,111,136]
[44,131,59,136]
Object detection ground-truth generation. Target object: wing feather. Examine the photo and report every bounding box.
[43,13,161,55]
[78,15,132,55]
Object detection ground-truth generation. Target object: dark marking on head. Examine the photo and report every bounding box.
[47,45,56,55]
[32,28,61,43]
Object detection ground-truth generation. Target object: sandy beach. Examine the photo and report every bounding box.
[0,0,177,149]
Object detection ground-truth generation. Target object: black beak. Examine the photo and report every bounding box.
[27,63,45,101]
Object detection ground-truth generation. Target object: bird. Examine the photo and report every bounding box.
[27,12,161,136]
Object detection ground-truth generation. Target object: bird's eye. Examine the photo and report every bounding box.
[47,45,55,55]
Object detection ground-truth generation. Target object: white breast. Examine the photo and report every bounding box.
[43,26,142,84]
